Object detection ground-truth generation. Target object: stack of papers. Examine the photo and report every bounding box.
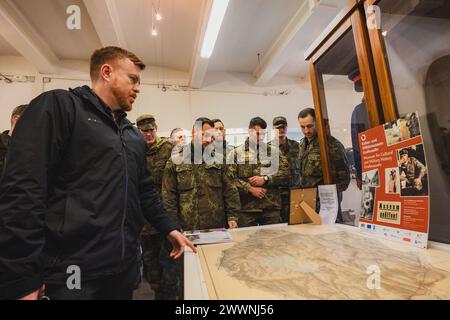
[184,228,233,245]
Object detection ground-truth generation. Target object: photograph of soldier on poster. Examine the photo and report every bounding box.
[385,167,401,195]
[397,144,428,197]
[360,186,376,221]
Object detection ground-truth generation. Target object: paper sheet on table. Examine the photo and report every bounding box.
[318,185,338,224]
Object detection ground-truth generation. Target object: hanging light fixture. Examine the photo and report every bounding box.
[150,0,162,36]
[153,1,162,22]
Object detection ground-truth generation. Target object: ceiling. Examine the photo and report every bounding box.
[0,33,18,55]
[208,0,305,73]
[0,0,347,87]
[13,0,101,60]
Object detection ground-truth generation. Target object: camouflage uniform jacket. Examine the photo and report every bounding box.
[213,140,234,165]
[229,138,290,212]
[0,131,10,172]
[269,138,299,188]
[146,137,174,191]
[142,137,174,236]
[162,143,241,231]
[297,134,350,192]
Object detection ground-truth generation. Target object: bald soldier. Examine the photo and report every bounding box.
[268,116,300,223]
[136,114,176,300]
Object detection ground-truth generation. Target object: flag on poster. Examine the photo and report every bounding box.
[358,112,430,248]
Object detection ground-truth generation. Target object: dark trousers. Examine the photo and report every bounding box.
[141,233,165,298]
[142,235,183,300]
[280,189,290,223]
[45,262,139,300]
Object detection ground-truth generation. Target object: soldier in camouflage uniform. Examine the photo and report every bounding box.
[268,116,300,223]
[0,105,28,173]
[162,117,241,299]
[137,114,176,300]
[162,117,240,231]
[297,108,350,222]
[212,119,235,164]
[229,117,290,227]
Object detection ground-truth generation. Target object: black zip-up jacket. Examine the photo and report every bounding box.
[0,86,180,300]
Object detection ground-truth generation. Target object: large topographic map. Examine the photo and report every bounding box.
[198,227,450,300]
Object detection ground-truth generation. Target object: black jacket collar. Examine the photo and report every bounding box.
[70,86,128,127]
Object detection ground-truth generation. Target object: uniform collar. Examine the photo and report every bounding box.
[304,133,318,144]
[245,137,265,151]
[150,136,162,146]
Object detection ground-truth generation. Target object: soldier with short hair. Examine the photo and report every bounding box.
[0,104,28,172]
[211,118,234,164]
[268,116,299,223]
[136,114,177,300]
[162,117,240,299]
[162,117,240,231]
[229,117,290,227]
[297,108,350,222]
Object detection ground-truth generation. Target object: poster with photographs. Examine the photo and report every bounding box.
[384,112,421,146]
[358,112,430,248]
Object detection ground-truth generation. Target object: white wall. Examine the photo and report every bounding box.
[0,81,37,131]
[1,56,365,145]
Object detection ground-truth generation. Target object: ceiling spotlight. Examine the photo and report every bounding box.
[155,12,162,21]
[151,27,158,36]
[382,30,388,37]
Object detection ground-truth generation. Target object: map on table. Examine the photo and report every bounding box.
[198,228,450,300]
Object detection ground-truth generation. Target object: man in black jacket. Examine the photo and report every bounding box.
[0,46,195,300]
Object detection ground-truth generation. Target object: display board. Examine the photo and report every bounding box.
[358,112,430,248]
